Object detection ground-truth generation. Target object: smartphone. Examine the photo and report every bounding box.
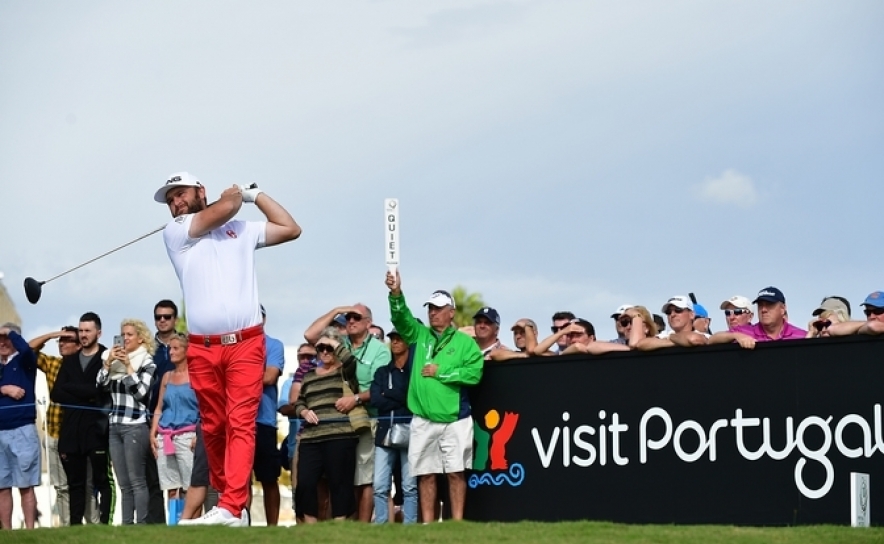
[113,335,124,348]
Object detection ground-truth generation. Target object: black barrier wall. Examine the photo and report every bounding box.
[465,335,884,525]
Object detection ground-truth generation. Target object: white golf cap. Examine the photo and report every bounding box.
[154,172,202,203]
[719,295,752,310]
[610,304,634,318]
[661,296,693,313]
[423,290,456,309]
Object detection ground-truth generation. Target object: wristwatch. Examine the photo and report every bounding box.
[354,395,362,406]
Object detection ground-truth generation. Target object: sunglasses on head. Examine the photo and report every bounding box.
[316,344,334,354]
[813,320,832,331]
[864,307,884,317]
[665,307,688,316]
[155,314,175,321]
[724,309,750,317]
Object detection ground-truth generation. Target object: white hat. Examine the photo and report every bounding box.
[719,295,751,310]
[423,290,456,309]
[610,304,635,318]
[154,172,202,203]
[661,296,693,313]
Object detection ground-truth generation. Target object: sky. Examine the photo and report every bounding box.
[1,1,883,357]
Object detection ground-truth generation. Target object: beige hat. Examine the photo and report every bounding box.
[719,295,751,310]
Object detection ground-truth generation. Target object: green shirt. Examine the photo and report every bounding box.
[389,292,484,423]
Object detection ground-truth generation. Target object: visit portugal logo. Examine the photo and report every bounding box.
[470,409,525,488]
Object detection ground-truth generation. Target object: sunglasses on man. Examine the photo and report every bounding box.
[864,307,884,317]
[724,309,750,317]
[664,307,689,316]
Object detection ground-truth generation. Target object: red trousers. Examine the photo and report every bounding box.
[187,334,265,514]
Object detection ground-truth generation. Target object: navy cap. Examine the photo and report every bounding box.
[753,287,786,305]
[473,307,501,326]
[333,314,348,326]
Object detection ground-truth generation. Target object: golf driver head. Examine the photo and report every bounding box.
[24,277,44,305]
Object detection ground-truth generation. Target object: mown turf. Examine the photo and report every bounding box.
[4,522,884,544]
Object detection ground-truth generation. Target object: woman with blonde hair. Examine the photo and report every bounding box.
[622,306,660,348]
[150,334,199,520]
[806,309,849,338]
[97,318,157,524]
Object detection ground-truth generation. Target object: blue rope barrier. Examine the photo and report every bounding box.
[0,401,414,423]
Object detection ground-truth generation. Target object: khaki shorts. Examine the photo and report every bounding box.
[354,420,376,486]
[408,416,473,476]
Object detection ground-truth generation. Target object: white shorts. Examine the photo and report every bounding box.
[354,420,376,486]
[156,432,196,491]
[408,416,473,476]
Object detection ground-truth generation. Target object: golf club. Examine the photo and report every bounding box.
[24,225,165,304]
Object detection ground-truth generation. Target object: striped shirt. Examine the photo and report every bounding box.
[36,352,64,438]
[293,345,358,444]
[96,349,156,425]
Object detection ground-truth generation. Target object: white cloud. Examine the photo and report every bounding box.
[695,169,759,208]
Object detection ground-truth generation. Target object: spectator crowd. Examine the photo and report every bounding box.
[1,281,882,528]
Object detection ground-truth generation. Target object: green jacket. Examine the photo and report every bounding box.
[389,292,484,423]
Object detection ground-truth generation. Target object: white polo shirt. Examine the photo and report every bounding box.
[164,214,266,335]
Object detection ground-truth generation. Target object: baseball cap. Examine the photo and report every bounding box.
[333,314,348,327]
[511,319,537,331]
[693,304,709,319]
[154,172,202,203]
[610,304,634,319]
[661,296,693,313]
[387,328,400,338]
[424,290,456,309]
[753,287,786,305]
[473,307,501,326]
[861,291,884,309]
[812,296,850,317]
[719,296,752,310]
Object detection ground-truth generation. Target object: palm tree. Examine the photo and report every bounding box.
[452,286,486,328]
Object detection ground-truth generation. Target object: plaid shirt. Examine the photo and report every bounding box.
[36,352,63,438]
[97,355,156,425]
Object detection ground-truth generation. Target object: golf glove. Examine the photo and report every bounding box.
[239,183,263,203]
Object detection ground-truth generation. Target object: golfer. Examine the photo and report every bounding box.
[154,172,301,526]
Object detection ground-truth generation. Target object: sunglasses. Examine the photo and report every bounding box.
[813,320,832,331]
[551,325,568,333]
[316,344,334,354]
[297,353,316,360]
[724,309,750,317]
[345,313,363,322]
[618,317,633,328]
[57,337,79,344]
[155,314,175,321]
[664,307,688,316]
[865,307,884,317]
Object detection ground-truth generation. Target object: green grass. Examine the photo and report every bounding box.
[4,522,884,544]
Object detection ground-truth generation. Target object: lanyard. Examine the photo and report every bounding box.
[431,327,456,358]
